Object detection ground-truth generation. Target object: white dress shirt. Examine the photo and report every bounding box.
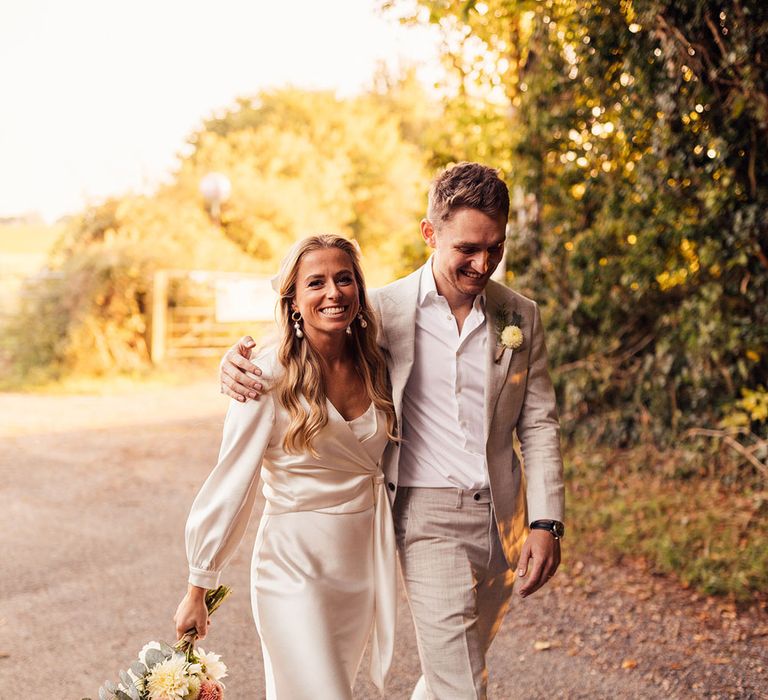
[397,260,489,489]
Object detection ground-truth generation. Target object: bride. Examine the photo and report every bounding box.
[173,234,398,698]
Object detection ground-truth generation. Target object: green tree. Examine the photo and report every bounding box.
[386,0,768,445]
[6,85,436,379]
[181,88,431,285]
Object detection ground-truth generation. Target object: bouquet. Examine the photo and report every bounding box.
[84,585,231,700]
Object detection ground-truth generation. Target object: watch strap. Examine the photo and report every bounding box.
[530,519,565,539]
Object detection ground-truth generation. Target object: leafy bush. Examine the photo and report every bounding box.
[390,0,768,446]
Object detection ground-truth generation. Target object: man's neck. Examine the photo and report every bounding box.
[432,269,478,332]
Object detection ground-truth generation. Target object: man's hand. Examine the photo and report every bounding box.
[219,335,264,402]
[515,529,561,598]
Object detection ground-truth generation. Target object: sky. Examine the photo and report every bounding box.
[0,0,440,222]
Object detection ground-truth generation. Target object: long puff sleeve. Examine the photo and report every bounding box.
[185,391,276,589]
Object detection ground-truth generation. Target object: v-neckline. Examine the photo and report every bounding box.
[327,399,374,424]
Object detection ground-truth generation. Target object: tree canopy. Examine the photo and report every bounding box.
[385,0,768,445]
[180,87,431,286]
[6,85,435,377]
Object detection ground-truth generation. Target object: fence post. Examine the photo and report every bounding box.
[150,270,168,363]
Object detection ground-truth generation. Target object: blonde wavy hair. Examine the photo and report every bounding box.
[273,234,397,455]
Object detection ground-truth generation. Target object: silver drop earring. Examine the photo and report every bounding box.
[357,311,368,329]
[292,311,304,339]
[345,325,352,336]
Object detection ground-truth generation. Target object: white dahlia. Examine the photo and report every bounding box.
[501,325,524,350]
[146,654,201,700]
[196,647,228,682]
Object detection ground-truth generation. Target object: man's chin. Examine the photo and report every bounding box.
[458,274,488,291]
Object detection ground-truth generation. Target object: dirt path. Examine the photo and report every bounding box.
[1,384,765,699]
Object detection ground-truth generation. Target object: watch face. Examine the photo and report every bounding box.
[552,521,565,537]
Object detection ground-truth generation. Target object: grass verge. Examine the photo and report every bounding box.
[563,445,768,603]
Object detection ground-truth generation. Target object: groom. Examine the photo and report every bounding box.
[221,162,564,699]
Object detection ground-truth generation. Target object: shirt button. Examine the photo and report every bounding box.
[388,482,396,492]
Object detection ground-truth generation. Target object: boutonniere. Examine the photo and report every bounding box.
[494,305,524,363]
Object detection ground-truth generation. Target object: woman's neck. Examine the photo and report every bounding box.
[304,330,351,369]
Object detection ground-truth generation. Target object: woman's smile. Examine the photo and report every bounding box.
[292,247,361,339]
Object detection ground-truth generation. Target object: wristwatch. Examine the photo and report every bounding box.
[530,520,565,539]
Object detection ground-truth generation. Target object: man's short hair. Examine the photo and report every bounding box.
[427,162,510,225]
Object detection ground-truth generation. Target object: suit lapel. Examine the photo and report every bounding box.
[484,284,515,441]
[379,268,420,416]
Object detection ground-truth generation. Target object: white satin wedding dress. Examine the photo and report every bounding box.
[184,349,396,699]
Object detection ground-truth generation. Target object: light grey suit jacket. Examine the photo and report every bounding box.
[369,264,565,566]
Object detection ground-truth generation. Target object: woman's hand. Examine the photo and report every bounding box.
[174,584,210,642]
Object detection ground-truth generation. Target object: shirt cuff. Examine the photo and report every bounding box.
[188,566,221,589]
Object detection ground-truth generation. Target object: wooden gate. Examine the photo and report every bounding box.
[150,270,278,361]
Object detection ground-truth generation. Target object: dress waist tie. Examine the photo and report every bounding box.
[368,472,397,691]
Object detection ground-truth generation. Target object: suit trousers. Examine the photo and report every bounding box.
[393,487,516,700]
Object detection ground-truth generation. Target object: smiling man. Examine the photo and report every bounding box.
[221,162,565,699]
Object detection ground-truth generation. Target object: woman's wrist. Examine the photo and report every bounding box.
[186,583,207,598]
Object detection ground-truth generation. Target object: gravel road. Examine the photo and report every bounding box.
[1,384,765,699]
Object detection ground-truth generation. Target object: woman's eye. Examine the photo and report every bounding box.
[308,280,323,287]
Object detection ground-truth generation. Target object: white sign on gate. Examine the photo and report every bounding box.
[214,277,277,322]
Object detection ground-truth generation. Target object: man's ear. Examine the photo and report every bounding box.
[420,218,437,249]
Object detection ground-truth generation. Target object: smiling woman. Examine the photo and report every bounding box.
[273,235,397,453]
[176,233,399,699]
[292,247,360,340]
